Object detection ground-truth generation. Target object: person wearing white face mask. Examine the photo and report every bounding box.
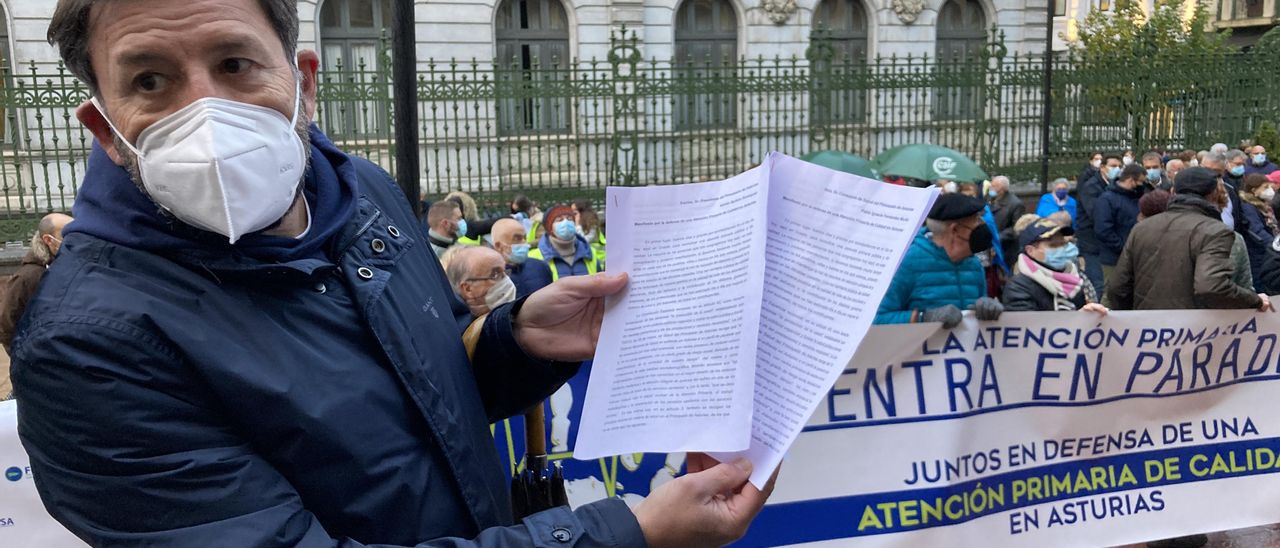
[446,246,518,317]
[491,218,553,298]
[1239,173,1279,288]
[1003,217,1107,313]
[19,1,778,547]
[529,205,599,281]
[1075,153,1121,297]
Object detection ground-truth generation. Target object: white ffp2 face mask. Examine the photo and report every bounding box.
[91,82,306,243]
[484,276,518,310]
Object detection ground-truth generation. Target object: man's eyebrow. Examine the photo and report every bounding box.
[115,50,172,69]
[114,36,270,69]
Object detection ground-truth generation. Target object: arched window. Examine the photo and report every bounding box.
[495,0,572,135]
[811,0,869,124]
[673,0,738,129]
[936,0,986,62]
[320,0,392,71]
[935,0,987,120]
[319,0,393,138]
[813,0,868,63]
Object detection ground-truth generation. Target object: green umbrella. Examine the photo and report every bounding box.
[869,144,989,183]
[800,150,879,179]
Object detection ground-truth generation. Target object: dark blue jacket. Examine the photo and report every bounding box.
[1035,193,1079,229]
[1239,200,1273,290]
[1075,172,1107,254]
[508,258,554,298]
[1245,162,1278,176]
[1093,182,1141,266]
[874,228,986,324]
[11,130,643,547]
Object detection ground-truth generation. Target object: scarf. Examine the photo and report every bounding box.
[1241,191,1279,234]
[1015,253,1097,311]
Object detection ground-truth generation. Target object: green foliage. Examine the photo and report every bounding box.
[1256,122,1280,154]
[1071,0,1234,60]
[1256,26,1280,56]
[1066,0,1240,146]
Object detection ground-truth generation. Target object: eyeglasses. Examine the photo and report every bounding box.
[464,270,507,283]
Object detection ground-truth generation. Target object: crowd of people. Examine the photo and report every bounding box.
[429,143,1280,341]
[876,143,1279,335]
[422,193,610,318]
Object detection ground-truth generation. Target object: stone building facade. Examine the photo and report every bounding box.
[5,0,1056,73]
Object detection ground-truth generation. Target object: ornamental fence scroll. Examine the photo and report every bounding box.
[0,29,1277,240]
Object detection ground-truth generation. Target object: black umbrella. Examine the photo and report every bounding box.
[511,404,568,519]
[462,317,566,517]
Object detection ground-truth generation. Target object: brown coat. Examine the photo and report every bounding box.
[1107,196,1263,311]
[0,251,48,351]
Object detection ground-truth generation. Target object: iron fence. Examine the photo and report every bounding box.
[1,28,1278,240]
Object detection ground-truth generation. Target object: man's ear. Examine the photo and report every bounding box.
[296,50,320,121]
[76,100,126,165]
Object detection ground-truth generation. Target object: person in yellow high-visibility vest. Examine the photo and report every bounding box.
[528,205,598,281]
[578,209,606,269]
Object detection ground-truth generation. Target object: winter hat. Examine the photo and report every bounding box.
[544,205,576,226]
[1173,167,1220,197]
[928,193,985,221]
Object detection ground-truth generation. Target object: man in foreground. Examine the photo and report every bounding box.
[1106,167,1271,312]
[13,1,774,546]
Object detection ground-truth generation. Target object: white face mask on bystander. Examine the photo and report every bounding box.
[484,276,518,309]
[91,79,306,244]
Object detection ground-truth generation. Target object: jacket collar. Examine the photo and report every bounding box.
[919,227,970,266]
[1166,194,1222,220]
[1106,181,1140,197]
[67,125,358,272]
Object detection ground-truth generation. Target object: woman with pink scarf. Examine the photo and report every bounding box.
[1002,217,1109,313]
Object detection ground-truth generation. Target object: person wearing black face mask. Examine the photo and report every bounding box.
[875,194,1004,329]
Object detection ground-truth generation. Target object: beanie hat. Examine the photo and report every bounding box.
[1173,167,1220,197]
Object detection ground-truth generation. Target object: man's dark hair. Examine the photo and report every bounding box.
[48,0,300,95]
[1103,153,1123,163]
[1142,151,1163,164]
[1119,164,1146,182]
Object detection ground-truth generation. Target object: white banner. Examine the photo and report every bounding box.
[0,400,86,547]
[7,310,1280,547]
[742,310,1280,547]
